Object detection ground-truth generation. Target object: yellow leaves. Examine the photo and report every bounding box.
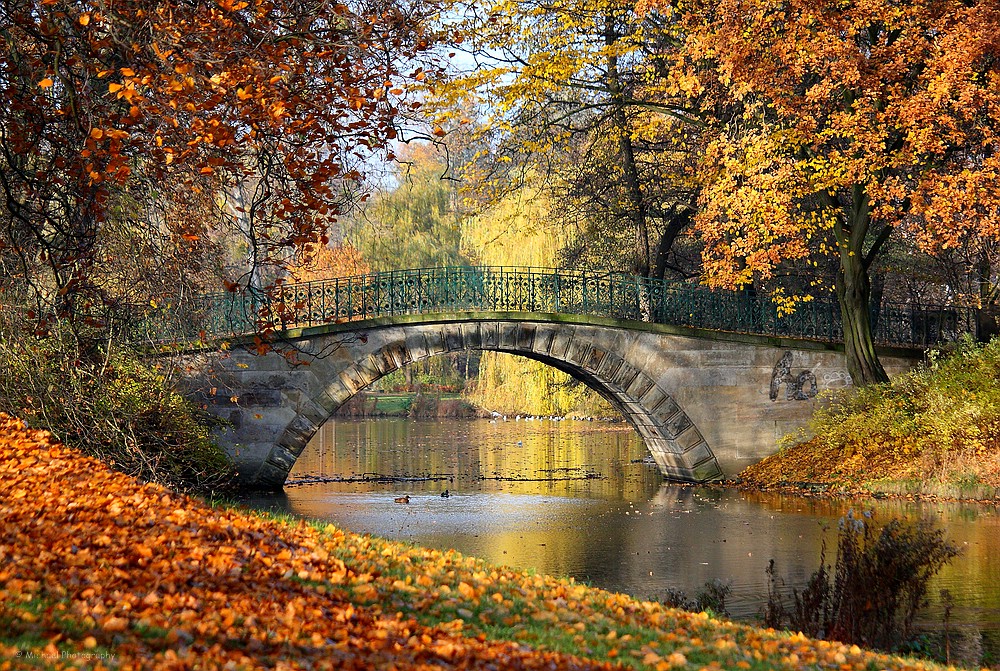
[38,77,53,89]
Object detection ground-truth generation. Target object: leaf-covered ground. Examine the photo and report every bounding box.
[739,339,1000,501]
[0,415,962,670]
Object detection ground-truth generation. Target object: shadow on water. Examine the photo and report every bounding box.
[239,417,1000,665]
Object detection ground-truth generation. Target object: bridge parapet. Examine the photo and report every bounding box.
[136,267,974,349]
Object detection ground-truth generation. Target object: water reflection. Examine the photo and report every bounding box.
[245,418,1000,661]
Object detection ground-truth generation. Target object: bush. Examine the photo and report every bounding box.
[660,579,733,617]
[0,315,232,493]
[817,336,1000,462]
[765,512,959,653]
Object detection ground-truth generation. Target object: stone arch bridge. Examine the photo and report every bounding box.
[156,267,971,490]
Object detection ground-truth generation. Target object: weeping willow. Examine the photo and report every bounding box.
[461,187,614,416]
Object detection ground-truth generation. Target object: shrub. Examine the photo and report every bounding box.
[0,314,232,493]
[766,512,959,653]
[660,579,733,617]
[814,336,1000,463]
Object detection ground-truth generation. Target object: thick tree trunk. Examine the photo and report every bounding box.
[837,252,888,385]
[834,185,889,386]
[976,252,999,342]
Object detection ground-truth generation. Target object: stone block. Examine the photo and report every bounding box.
[690,458,725,482]
[639,385,667,412]
[665,413,693,438]
[516,322,536,350]
[565,339,591,366]
[651,396,681,424]
[676,426,705,451]
[626,372,654,399]
[481,321,500,349]
[548,329,573,359]
[382,341,412,369]
[460,322,483,349]
[444,324,465,352]
[531,324,557,355]
[278,415,318,455]
[499,322,519,349]
[254,459,293,490]
[404,330,430,361]
[682,440,714,466]
[584,347,607,374]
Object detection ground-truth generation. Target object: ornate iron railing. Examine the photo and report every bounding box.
[130,266,975,349]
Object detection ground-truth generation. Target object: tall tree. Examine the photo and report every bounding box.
[430,0,711,279]
[675,0,1000,384]
[0,0,436,336]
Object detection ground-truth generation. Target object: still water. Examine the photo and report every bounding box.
[246,418,1000,657]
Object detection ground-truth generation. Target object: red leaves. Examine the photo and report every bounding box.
[2,0,443,317]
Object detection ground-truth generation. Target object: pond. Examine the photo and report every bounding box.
[244,417,1000,663]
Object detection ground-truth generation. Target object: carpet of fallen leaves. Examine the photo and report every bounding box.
[736,437,995,502]
[0,415,964,670]
[737,436,904,489]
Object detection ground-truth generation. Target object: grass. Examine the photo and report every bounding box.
[239,507,959,671]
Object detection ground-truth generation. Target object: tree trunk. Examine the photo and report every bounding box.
[652,206,692,280]
[604,15,648,277]
[976,251,998,342]
[834,185,889,386]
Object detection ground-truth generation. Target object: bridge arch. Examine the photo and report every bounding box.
[277,320,720,488]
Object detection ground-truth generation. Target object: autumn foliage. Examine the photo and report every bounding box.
[678,0,1000,384]
[0,415,616,669]
[0,0,435,322]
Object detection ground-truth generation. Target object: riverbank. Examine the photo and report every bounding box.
[736,437,1000,503]
[0,414,959,670]
[334,391,486,418]
[738,338,1000,503]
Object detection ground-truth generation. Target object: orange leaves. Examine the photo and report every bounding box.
[686,0,1000,282]
[0,413,620,669]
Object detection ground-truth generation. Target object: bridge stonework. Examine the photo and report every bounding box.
[177,315,918,490]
